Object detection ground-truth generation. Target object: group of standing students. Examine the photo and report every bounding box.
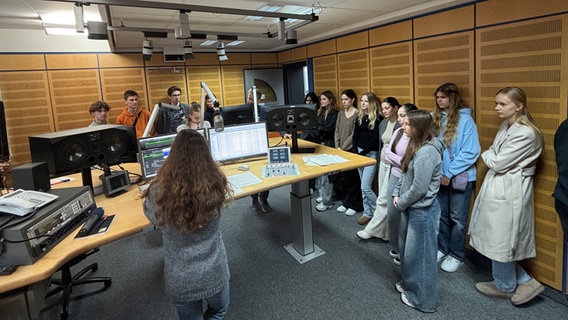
[140,83,550,318]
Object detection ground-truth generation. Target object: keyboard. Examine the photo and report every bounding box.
[262,163,300,177]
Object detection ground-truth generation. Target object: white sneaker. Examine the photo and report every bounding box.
[356,230,372,240]
[395,282,403,293]
[315,196,322,203]
[441,256,463,273]
[437,250,446,263]
[393,257,401,266]
[400,292,415,309]
[345,208,357,216]
[315,203,332,212]
[389,250,399,258]
[336,205,347,213]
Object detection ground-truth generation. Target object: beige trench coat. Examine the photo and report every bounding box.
[469,121,543,262]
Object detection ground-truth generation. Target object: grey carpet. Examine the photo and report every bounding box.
[38,186,567,320]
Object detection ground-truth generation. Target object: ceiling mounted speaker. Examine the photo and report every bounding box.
[87,21,108,40]
[29,125,132,174]
[265,104,317,132]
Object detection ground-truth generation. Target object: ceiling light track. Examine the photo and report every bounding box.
[46,0,319,21]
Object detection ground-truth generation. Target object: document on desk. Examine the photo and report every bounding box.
[227,171,263,189]
[303,154,349,166]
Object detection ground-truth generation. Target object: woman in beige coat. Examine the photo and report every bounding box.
[468,87,544,306]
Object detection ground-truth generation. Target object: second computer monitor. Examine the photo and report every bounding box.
[209,122,268,163]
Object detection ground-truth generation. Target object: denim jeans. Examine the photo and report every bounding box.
[398,201,441,313]
[386,174,401,252]
[436,182,474,261]
[357,148,378,218]
[492,260,531,292]
[174,283,230,320]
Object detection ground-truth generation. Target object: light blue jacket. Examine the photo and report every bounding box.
[438,108,480,181]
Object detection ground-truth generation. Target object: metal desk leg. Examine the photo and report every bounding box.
[283,180,325,263]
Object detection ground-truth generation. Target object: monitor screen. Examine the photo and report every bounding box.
[0,101,9,162]
[138,133,177,178]
[209,122,268,163]
[222,103,256,125]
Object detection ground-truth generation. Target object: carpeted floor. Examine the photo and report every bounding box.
[38,185,567,320]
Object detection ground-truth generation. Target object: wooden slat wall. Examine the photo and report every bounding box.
[0,71,53,164]
[47,69,101,130]
[414,31,475,112]
[476,16,568,290]
[312,55,338,98]
[145,67,187,111]
[186,66,222,105]
[100,68,147,121]
[370,41,413,103]
[221,66,247,106]
[337,49,370,99]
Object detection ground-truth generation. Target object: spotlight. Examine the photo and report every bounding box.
[175,11,191,39]
[217,42,228,61]
[87,21,108,40]
[285,30,298,44]
[184,40,195,59]
[142,39,153,61]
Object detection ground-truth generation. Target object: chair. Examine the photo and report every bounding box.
[44,248,111,320]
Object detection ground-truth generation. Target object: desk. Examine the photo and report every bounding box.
[0,138,374,296]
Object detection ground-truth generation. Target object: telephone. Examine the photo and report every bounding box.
[0,197,36,216]
[0,189,59,216]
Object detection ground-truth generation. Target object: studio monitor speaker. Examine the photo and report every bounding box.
[11,162,50,191]
[29,125,131,174]
[265,104,317,132]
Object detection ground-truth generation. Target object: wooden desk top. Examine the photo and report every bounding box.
[0,138,375,293]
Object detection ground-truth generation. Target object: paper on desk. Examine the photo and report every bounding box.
[303,154,349,166]
[227,171,263,189]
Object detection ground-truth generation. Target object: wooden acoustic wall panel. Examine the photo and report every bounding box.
[336,31,369,53]
[45,54,98,70]
[307,39,337,58]
[289,47,307,62]
[414,5,474,39]
[0,71,52,166]
[476,0,568,27]
[312,55,338,98]
[222,53,251,65]
[100,68,146,121]
[186,66,222,106]
[475,16,567,290]
[277,50,291,64]
[0,54,45,71]
[337,49,370,99]
[47,69,101,131]
[221,66,246,107]
[145,67,188,111]
[97,53,143,68]
[369,21,412,47]
[370,42,413,104]
[251,53,278,66]
[414,31,474,112]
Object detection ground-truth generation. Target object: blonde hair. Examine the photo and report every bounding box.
[357,92,381,130]
[496,86,544,144]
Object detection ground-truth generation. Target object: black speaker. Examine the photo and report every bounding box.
[265,104,317,132]
[28,125,131,174]
[11,162,51,191]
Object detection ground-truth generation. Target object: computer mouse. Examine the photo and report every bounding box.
[237,164,249,171]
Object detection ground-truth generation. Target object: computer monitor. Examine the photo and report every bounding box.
[222,103,255,125]
[0,101,9,162]
[208,122,268,164]
[138,133,177,179]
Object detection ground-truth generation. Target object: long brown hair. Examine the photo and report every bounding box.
[142,129,232,234]
[401,110,434,172]
[432,83,464,145]
[319,90,339,119]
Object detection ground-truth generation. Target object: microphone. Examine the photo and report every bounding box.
[78,207,104,236]
[213,107,224,132]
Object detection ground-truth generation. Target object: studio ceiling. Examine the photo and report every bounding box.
[0,0,471,54]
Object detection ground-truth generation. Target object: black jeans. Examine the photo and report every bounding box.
[251,191,269,203]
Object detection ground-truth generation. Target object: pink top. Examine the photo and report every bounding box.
[384,127,409,178]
